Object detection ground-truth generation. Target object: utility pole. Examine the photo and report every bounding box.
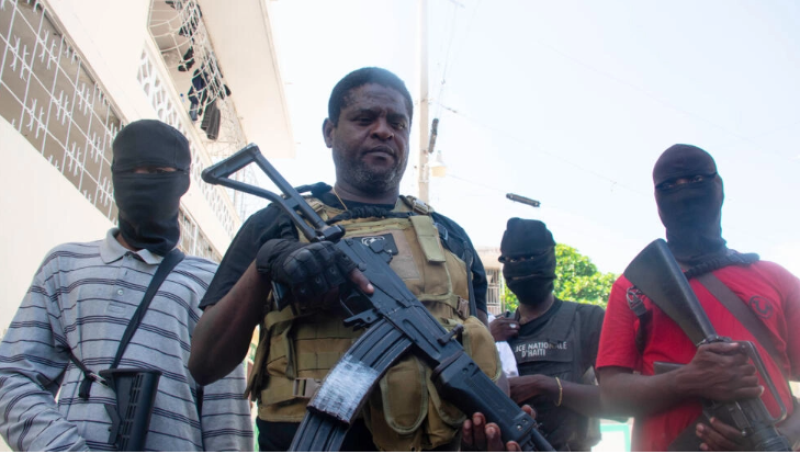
[417,0,430,203]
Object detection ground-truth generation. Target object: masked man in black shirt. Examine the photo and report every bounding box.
[491,218,607,451]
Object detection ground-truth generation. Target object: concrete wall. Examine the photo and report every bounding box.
[0,117,113,335]
[42,0,237,255]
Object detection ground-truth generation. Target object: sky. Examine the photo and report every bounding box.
[261,0,800,277]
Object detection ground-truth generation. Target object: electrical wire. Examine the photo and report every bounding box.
[438,106,651,198]
[432,0,482,121]
[520,32,797,162]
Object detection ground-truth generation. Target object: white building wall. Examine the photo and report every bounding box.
[43,0,239,254]
[0,1,291,449]
[44,0,154,122]
[0,116,113,340]
[0,0,243,325]
[45,0,158,122]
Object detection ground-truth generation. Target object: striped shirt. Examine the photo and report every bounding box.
[0,229,253,451]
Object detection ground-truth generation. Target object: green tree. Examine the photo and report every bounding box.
[503,244,617,312]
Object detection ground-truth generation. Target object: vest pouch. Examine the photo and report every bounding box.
[409,215,446,263]
[423,316,502,441]
[264,311,295,379]
[244,323,270,401]
[366,356,460,451]
[461,316,502,382]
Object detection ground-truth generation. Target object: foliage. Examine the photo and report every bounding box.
[502,244,617,312]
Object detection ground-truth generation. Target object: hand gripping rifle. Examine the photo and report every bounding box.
[624,239,790,451]
[202,144,554,452]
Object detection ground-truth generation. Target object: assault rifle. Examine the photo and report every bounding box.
[202,144,554,452]
[624,239,790,451]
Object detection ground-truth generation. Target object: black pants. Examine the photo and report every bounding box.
[256,418,378,452]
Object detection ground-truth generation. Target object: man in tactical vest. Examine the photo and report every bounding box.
[491,218,606,451]
[189,67,502,451]
[596,144,800,451]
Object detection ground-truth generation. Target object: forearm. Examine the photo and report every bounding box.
[509,375,603,418]
[561,380,605,418]
[598,367,686,418]
[0,372,89,451]
[190,262,269,385]
[0,284,89,451]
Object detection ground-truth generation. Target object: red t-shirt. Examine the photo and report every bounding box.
[597,261,800,451]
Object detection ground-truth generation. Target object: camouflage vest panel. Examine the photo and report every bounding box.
[247,196,500,450]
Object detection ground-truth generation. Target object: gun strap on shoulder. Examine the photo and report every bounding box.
[68,249,185,398]
[629,252,759,355]
[695,272,790,384]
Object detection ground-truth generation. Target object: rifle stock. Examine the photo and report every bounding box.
[624,240,718,345]
[203,144,553,451]
[99,368,161,451]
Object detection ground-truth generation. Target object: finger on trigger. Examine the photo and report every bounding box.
[348,268,374,294]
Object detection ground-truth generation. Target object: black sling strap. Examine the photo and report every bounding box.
[71,248,185,398]
[110,249,185,370]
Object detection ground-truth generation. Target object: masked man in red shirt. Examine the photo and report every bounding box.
[597,144,800,451]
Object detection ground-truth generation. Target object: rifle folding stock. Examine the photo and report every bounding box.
[202,144,554,452]
[626,240,789,452]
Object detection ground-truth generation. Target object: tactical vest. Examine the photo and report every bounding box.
[506,300,600,451]
[246,195,500,451]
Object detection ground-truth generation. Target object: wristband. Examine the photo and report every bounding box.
[555,377,563,407]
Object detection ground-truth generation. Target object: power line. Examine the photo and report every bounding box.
[439,106,651,199]
[432,0,482,121]
[438,106,793,245]
[447,173,507,195]
[521,33,797,163]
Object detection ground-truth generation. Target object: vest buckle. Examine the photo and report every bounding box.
[292,378,323,399]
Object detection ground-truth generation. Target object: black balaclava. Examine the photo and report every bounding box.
[499,218,557,306]
[653,144,726,265]
[111,120,191,256]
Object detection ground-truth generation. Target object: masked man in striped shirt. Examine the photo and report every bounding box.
[0,120,253,451]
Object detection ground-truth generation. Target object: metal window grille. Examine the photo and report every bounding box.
[0,0,223,261]
[145,0,261,220]
[0,0,121,221]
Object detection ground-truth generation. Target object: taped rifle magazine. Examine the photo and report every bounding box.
[310,354,380,422]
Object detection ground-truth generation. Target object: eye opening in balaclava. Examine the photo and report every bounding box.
[500,218,557,306]
[111,119,191,256]
[652,144,726,265]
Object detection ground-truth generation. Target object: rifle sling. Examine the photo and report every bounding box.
[666,271,794,451]
[68,249,185,398]
[695,272,790,384]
